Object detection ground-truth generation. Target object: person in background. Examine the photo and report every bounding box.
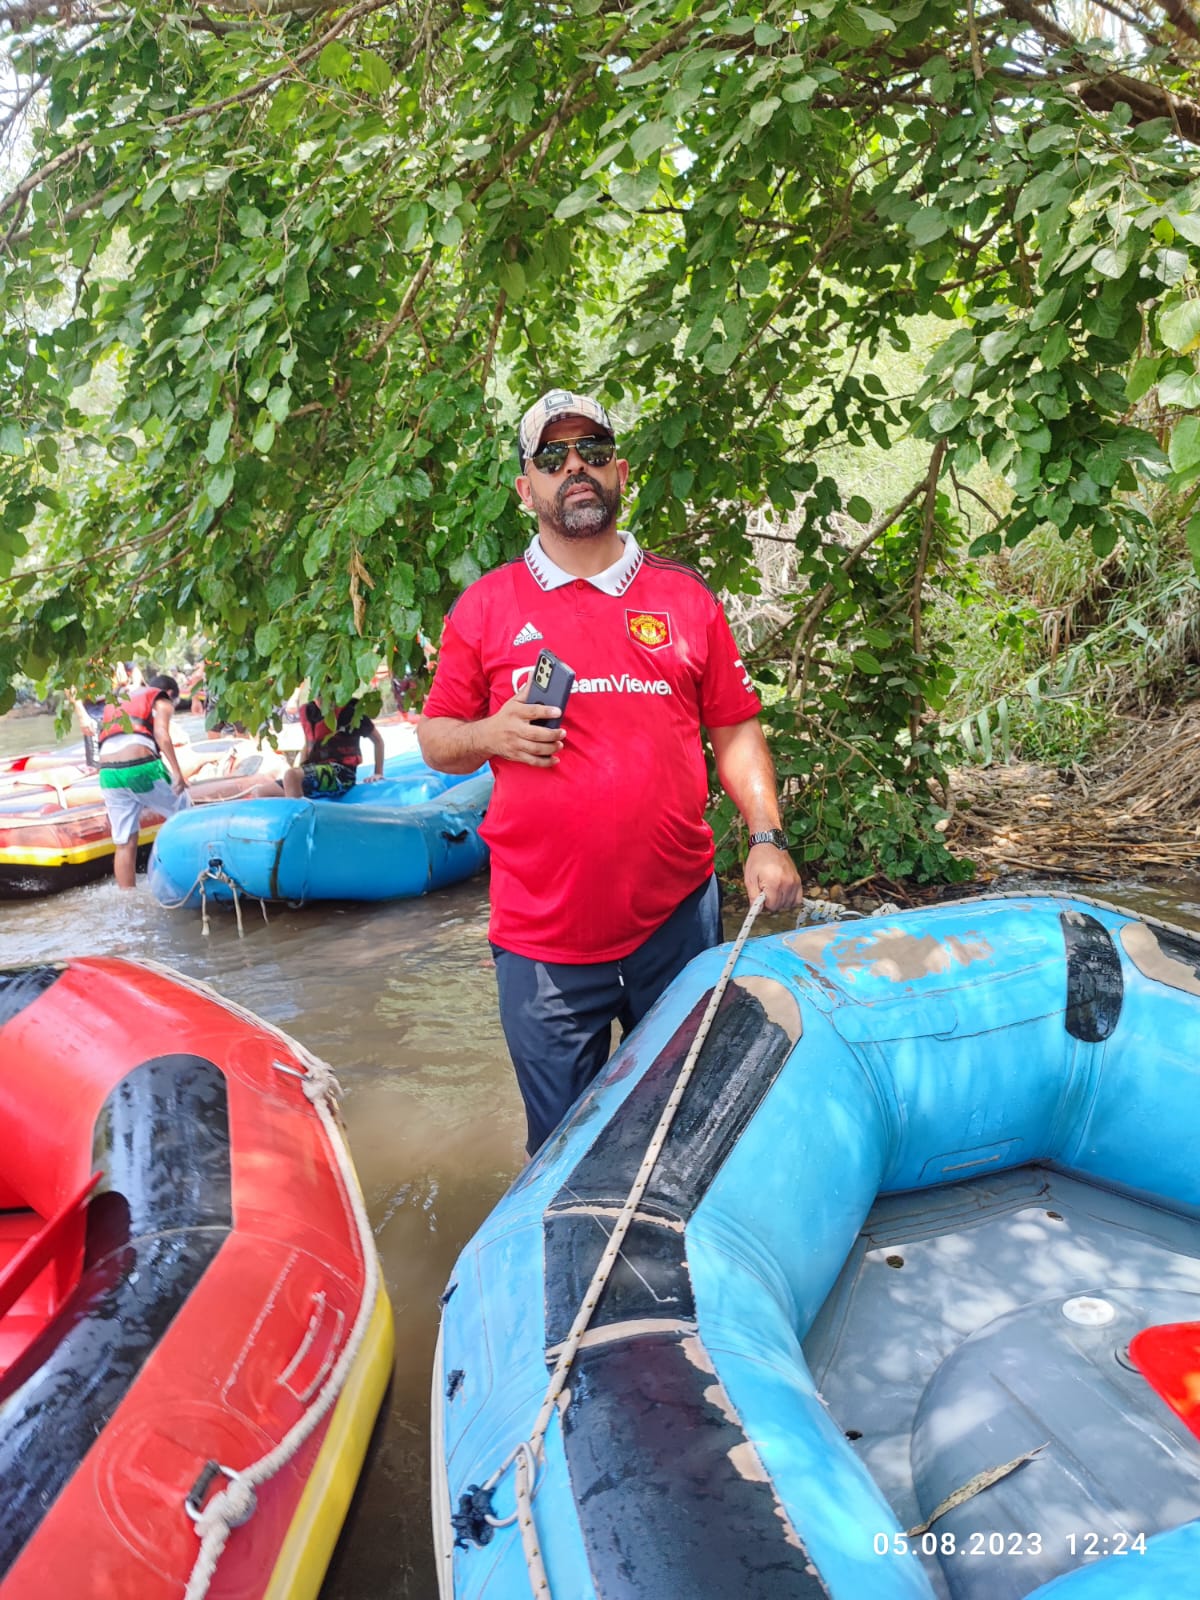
[418,387,803,1156]
[68,662,146,767]
[96,674,190,888]
[281,697,385,798]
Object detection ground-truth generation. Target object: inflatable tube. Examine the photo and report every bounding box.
[0,957,392,1599]
[148,770,492,906]
[433,895,1200,1600]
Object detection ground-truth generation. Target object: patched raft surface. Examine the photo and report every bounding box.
[1121,920,1200,997]
[784,924,993,985]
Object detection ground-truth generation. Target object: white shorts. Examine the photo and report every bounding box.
[102,776,191,845]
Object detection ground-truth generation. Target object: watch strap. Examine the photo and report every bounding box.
[748,828,789,850]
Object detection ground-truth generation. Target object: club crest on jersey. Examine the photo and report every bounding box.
[626,610,671,651]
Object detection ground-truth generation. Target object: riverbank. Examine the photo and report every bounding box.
[945,706,1200,888]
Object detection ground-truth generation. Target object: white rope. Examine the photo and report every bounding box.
[182,1055,379,1600]
[155,860,268,939]
[481,893,768,1599]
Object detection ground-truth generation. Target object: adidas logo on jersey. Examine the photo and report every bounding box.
[512,621,544,646]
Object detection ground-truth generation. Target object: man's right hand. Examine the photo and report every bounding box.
[483,689,566,766]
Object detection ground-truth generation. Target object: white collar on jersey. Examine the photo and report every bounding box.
[524,530,643,596]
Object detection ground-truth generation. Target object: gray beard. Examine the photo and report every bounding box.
[536,472,621,539]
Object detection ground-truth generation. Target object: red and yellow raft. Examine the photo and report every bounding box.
[0,770,280,897]
[0,958,394,1599]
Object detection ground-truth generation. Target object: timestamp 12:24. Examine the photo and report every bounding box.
[873,1531,1148,1558]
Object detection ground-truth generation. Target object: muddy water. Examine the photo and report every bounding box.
[5,709,1200,1594]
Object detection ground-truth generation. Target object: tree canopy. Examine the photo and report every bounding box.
[3,0,1200,880]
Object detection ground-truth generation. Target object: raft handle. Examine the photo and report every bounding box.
[185,1460,257,1528]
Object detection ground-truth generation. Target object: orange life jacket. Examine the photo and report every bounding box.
[97,686,166,750]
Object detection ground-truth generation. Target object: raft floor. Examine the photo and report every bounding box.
[803,1165,1200,1600]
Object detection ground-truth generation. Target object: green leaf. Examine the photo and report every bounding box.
[497,260,526,300]
[1041,323,1070,370]
[205,412,232,464]
[1169,416,1200,473]
[1158,371,1200,408]
[1159,298,1200,355]
[360,49,392,94]
[1092,243,1130,279]
[1186,511,1200,576]
[846,495,873,523]
[851,6,893,30]
[980,329,1018,366]
[554,183,600,221]
[0,421,22,456]
[318,41,352,79]
[740,260,770,296]
[206,463,235,506]
[907,207,949,246]
[1126,356,1160,403]
[851,649,883,674]
[610,168,661,213]
[100,187,135,220]
[253,418,276,453]
[749,97,781,128]
[107,436,137,462]
[630,121,671,162]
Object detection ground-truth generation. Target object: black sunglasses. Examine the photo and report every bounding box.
[527,434,616,474]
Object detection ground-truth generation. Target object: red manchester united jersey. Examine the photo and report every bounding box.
[423,534,761,961]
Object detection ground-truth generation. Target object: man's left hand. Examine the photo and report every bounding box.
[744,842,804,912]
[363,773,382,784]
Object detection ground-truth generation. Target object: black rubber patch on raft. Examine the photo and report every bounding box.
[0,964,60,1027]
[1061,912,1123,1042]
[0,1054,232,1578]
[564,1335,828,1599]
[545,982,828,1596]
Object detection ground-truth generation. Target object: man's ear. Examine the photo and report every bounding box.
[515,473,534,511]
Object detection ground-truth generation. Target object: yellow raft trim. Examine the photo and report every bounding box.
[0,822,160,868]
[260,1283,395,1600]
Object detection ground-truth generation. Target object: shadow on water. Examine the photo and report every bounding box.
[4,810,1200,1595]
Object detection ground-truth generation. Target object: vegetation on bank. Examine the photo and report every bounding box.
[4,2,1200,889]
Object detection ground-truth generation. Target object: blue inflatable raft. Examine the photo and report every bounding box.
[148,765,491,906]
[433,894,1200,1600]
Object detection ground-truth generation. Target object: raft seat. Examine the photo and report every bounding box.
[0,1172,99,1375]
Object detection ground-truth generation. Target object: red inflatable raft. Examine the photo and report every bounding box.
[0,958,394,1599]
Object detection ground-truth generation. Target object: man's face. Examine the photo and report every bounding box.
[516,415,628,540]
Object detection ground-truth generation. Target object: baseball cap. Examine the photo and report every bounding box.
[518,389,615,464]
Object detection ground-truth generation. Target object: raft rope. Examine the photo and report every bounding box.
[178,1041,380,1600]
[154,860,269,938]
[475,891,769,1598]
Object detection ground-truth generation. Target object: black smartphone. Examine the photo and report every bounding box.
[525,648,575,729]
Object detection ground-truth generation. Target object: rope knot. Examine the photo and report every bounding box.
[302,1061,342,1104]
[196,1476,257,1537]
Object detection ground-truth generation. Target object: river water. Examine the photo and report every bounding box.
[3,711,1200,1597]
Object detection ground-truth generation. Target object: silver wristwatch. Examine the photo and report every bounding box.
[748,829,789,850]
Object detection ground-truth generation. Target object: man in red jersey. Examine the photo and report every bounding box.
[419,388,803,1154]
